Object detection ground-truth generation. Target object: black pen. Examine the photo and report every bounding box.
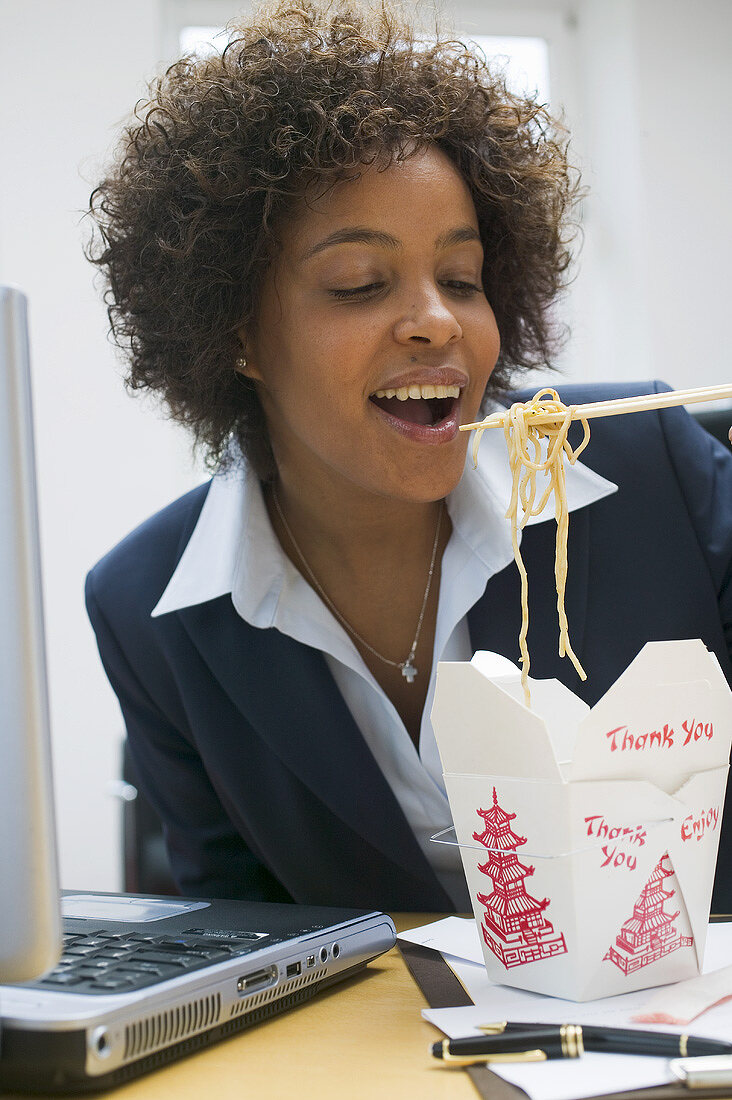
[431,1024,732,1065]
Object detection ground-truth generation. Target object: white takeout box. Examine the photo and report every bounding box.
[431,640,732,1001]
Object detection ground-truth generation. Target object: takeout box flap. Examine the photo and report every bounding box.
[611,639,730,690]
[470,652,590,767]
[432,652,589,780]
[569,641,732,792]
[432,658,562,779]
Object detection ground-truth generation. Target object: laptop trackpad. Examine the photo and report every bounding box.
[61,895,211,922]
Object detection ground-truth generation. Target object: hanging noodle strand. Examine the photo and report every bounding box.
[472,389,591,706]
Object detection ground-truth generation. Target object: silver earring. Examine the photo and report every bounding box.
[236,355,248,370]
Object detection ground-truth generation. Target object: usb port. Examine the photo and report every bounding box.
[306,955,316,968]
[286,962,301,978]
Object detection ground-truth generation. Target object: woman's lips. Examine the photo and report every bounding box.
[368,393,462,443]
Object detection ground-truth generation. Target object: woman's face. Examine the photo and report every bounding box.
[242,145,501,503]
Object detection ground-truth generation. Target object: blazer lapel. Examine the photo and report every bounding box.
[177,599,452,902]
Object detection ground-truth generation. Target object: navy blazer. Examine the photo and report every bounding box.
[85,383,732,913]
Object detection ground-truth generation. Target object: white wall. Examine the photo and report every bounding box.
[566,0,732,391]
[633,0,732,387]
[0,0,203,890]
[561,0,653,385]
[1,0,731,890]
[448,0,732,392]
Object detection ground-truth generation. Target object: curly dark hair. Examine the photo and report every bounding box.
[86,0,581,480]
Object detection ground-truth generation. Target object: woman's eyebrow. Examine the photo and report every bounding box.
[302,227,399,259]
[435,226,482,250]
[301,224,481,261]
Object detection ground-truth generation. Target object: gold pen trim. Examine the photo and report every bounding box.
[679,1034,688,1058]
[484,1050,548,1065]
[560,1024,584,1058]
[477,1021,508,1034]
[438,1041,547,1067]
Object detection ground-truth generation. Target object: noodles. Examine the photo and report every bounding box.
[472,389,591,706]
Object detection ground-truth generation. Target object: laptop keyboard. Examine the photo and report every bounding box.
[30,929,267,995]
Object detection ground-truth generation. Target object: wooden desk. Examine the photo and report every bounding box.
[4,915,477,1100]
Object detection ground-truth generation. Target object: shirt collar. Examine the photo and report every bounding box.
[151,424,617,618]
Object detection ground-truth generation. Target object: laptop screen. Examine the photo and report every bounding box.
[0,286,62,981]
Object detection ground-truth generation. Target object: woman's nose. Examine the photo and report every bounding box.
[392,284,463,346]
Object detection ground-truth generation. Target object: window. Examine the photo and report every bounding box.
[470,35,550,104]
[178,25,228,57]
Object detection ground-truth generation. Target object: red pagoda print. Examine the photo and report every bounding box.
[473,788,567,969]
[605,854,693,975]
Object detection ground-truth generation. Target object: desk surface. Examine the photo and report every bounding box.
[5,914,476,1100]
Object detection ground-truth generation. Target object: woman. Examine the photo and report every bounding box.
[85,0,732,913]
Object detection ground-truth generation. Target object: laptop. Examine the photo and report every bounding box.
[0,286,396,1094]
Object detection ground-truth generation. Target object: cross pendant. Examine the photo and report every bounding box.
[401,660,417,683]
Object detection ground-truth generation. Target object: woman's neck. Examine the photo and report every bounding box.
[266,466,452,746]
[268,470,446,583]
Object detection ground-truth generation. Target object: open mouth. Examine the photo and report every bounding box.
[368,384,461,427]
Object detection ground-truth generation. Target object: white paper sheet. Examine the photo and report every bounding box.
[634,961,732,1024]
[401,919,732,1100]
[397,916,484,965]
[426,1009,671,1100]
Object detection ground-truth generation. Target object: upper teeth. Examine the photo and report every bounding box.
[372,384,460,400]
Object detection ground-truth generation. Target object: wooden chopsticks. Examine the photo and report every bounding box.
[459,384,732,432]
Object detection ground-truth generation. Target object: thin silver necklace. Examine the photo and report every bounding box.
[271,486,443,684]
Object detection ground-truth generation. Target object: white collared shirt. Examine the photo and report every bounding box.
[153,428,617,909]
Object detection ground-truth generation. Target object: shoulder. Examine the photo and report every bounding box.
[86,481,212,621]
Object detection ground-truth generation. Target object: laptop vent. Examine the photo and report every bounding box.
[108,987,327,1089]
[228,967,327,1018]
[124,993,222,1059]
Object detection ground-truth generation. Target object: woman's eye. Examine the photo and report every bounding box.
[328,280,483,300]
[329,283,384,300]
[444,281,483,295]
